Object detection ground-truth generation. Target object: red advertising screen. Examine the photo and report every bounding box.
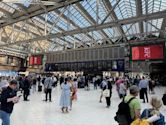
[132,45,164,60]
[29,56,34,65]
[29,55,42,65]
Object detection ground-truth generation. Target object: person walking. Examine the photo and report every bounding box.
[60,76,64,85]
[32,78,37,93]
[37,75,41,86]
[93,76,97,90]
[116,78,123,98]
[22,76,30,101]
[68,77,75,110]
[139,76,149,103]
[104,79,112,108]
[119,82,127,99]
[99,78,107,103]
[0,80,20,125]
[72,78,78,100]
[60,78,71,113]
[52,76,57,87]
[149,79,155,94]
[44,75,53,102]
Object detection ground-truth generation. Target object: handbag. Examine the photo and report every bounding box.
[44,88,47,93]
[131,119,150,125]
[103,89,110,97]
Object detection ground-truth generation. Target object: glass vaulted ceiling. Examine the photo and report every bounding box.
[0,0,166,53]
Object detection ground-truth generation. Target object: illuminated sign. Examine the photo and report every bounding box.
[29,55,43,65]
[132,45,164,60]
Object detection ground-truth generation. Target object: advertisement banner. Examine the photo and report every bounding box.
[29,55,43,65]
[132,45,164,60]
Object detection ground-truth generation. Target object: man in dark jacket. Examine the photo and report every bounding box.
[0,80,20,125]
[22,76,30,101]
[162,91,166,105]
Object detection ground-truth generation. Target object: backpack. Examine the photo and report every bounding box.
[114,97,135,125]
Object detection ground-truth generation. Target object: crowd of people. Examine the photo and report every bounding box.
[93,75,166,125]
[0,74,166,125]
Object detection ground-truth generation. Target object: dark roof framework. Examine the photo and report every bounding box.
[0,0,165,57]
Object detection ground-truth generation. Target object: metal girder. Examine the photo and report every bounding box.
[0,8,12,19]
[37,15,78,44]
[26,21,67,46]
[136,0,143,33]
[10,3,70,46]
[0,36,28,56]
[101,0,120,24]
[54,10,94,40]
[3,21,65,47]
[14,4,67,46]
[159,17,166,38]
[29,19,47,51]
[10,22,26,43]
[74,3,112,42]
[102,0,125,38]
[38,13,82,43]
[0,0,84,28]
[147,21,165,33]
[1,10,166,47]
[2,27,9,39]
[48,8,67,34]
[0,48,27,58]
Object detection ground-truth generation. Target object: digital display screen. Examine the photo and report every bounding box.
[29,55,43,65]
[132,45,164,60]
[45,60,125,72]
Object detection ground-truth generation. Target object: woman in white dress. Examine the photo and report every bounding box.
[60,78,71,113]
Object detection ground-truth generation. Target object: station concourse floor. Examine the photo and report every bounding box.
[6,85,166,125]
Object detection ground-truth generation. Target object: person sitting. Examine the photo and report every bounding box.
[162,91,166,105]
[141,97,165,125]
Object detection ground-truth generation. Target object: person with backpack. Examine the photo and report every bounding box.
[115,85,141,125]
[141,97,165,125]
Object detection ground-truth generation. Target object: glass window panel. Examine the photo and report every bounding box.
[114,0,136,20]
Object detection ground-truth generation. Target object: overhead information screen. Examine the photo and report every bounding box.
[29,55,43,65]
[44,60,124,72]
[132,44,164,61]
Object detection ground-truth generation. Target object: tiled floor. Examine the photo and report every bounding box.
[1,85,166,125]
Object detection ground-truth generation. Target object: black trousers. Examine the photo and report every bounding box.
[106,97,111,106]
[141,88,148,103]
[45,89,52,101]
[94,82,97,90]
[23,89,29,100]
